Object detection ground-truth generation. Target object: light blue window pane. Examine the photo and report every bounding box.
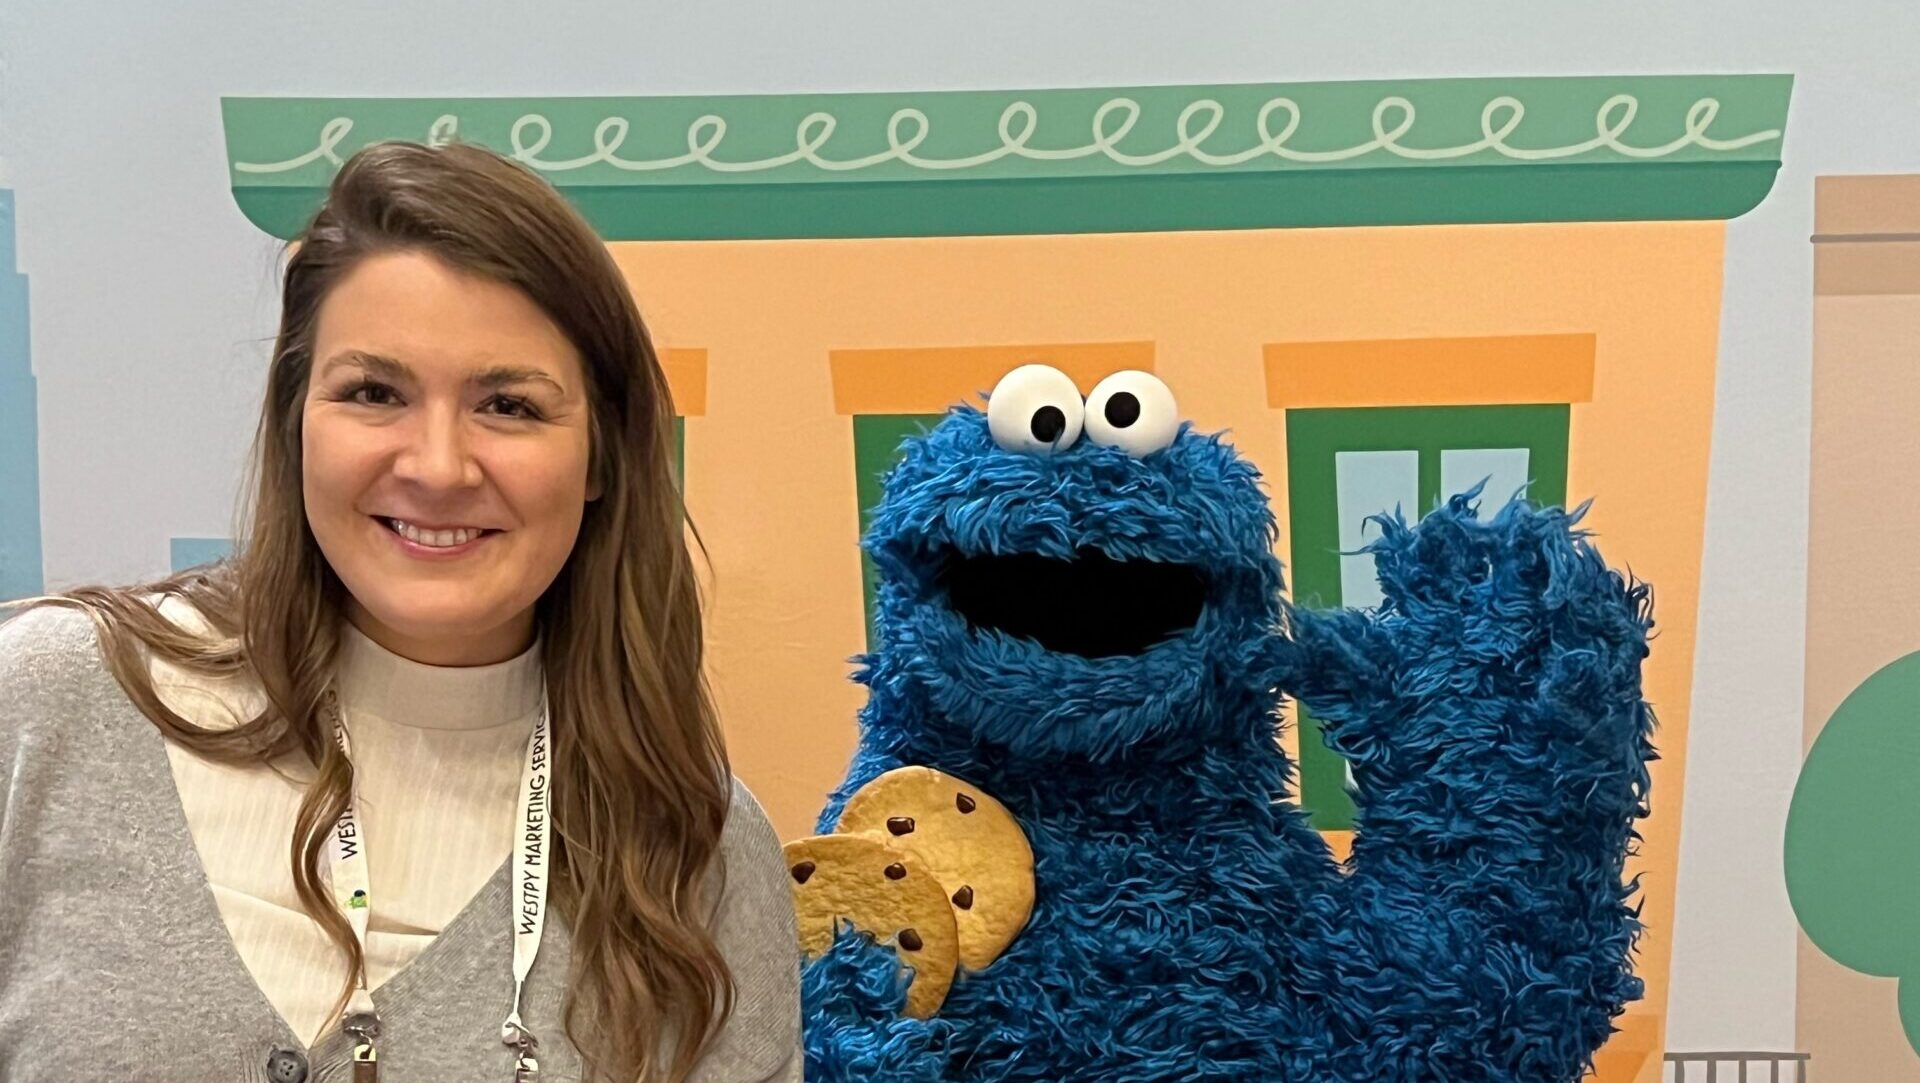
[1441,447,1532,519]
[170,537,233,572]
[1334,449,1417,609]
[0,189,41,603]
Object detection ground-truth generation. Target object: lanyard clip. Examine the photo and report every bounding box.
[343,1008,381,1081]
[504,1018,540,1081]
[350,1039,379,1082]
[343,1009,381,1044]
[510,1036,540,1081]
[349,1036,378,1075]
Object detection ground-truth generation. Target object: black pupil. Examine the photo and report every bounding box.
[1104,391,1141,429]
[1030,405,1067,443]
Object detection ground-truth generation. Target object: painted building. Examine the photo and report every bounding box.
[1790,174,1920,1080]
[0,185,42,603]
[223,75,1793,1081]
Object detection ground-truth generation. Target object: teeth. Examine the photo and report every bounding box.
[388,519,482,548]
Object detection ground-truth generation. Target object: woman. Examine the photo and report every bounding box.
[0,142,801,1082]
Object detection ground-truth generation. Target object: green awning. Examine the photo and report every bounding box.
[222,74,1792,241]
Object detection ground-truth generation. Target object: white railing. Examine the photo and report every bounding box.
[1665,1051,1810,1082]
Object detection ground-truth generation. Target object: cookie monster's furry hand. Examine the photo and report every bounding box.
[802,929,951,1081]
[803,366,1655,1082]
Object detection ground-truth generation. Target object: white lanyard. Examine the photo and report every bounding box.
[326,687,553,1079]
[502,693,552,1068]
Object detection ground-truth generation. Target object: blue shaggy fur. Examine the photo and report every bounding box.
[803,406,1655,1083]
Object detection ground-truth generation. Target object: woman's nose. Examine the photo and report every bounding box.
[393,409,482,490]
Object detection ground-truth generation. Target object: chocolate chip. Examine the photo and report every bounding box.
[790,861,815,884]
[887,816,916,836]
[897,928,924,951]
[955,794,977,814]
[884,863,907,880]
[951,885,975,910]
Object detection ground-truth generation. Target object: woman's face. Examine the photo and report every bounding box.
[302,250,597,666]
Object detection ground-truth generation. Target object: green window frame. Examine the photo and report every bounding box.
[852,414,942,647]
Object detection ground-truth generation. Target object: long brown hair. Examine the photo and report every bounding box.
[15,141,734,1082]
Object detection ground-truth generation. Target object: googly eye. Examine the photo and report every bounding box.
[1084,371,1179,457]
[987,364,1085,455]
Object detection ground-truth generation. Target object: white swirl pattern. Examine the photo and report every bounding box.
[233,93,1783,176]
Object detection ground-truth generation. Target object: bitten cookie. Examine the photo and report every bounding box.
[836,766,1036,971]
[784,832,960,1019]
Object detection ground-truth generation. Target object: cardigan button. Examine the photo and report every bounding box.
[265,1047,309,1083]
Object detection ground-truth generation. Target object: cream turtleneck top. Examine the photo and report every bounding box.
[153,606,543,1046]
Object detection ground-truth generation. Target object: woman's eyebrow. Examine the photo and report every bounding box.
[315,353,564,395]
[317,350,412,382]
[472,365,567,394]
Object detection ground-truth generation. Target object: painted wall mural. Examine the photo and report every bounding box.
[1789,173,1920,1081]
[0,188,40,603]
[211,74,1796,1082]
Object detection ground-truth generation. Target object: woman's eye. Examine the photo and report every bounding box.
[484,395,541,420]
[344,381,399,407]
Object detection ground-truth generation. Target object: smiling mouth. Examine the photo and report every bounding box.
[375,517,502,550]
[935,548,1207,658]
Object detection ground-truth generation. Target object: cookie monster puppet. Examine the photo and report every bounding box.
[801,365,1655,1083]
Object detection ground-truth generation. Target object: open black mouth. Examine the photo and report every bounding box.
[935,548,1207,658]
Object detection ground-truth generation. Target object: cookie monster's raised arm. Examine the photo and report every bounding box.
[1282,493,1657,1080]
